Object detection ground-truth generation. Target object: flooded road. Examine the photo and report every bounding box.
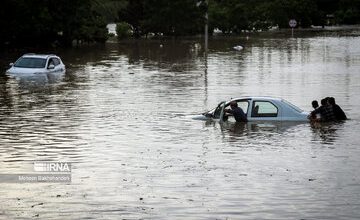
[1,29,360,219]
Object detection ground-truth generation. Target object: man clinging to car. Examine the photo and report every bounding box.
[224,101,248,122]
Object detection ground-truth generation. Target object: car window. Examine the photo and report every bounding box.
[251,101,278,117]
[48,59,53,66]
[224,100,249,113]
[53,58,60,66]
[237,101,249,114]
[224,100,249,122]
[47,58,55,68]
[14,57,46,68]
[281,99,303,113]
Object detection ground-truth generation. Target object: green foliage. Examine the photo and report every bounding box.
[116,22,132,39]
[336,8,360,24]
[208,1,231,33]
[209,0,359,31]
[1,0,360,48]
[335,0,360,24]
[208,0,273,32]
[118,0,204,37]
[92,0,127,23]
[266,0,319,28]
[0,0,108,48]
[118,0,145,38]
[145,0,204,36]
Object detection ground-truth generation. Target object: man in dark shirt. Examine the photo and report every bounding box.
[312,100,319,110]
[310,98,336,122]
[328,97,347,120]
[309,100,320,120]
[225,101,248,122]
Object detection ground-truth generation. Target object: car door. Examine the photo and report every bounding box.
[249,100,280,121]
[213,101,226,120]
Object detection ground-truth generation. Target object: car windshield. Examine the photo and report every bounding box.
[14,57,46,68]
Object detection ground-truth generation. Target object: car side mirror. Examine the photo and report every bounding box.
[48,64,55,69]
[9,63,13,67]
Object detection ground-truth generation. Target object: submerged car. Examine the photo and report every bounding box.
[193,97,309,122]
[6,53,66,76]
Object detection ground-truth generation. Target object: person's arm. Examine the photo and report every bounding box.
[225,109,233,114]
[310,107,322,117]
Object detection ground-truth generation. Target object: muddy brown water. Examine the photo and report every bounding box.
[1,30,360,219]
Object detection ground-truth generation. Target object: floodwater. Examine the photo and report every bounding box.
[1,29,360,219]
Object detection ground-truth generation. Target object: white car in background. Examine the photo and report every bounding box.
[193,97,309,122]
[6,54,66,77]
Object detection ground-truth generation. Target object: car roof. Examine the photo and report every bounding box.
[229,96,283,102]
[21,54,59,59]
[229,96,305,112]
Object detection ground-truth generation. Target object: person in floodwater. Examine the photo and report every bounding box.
[224,101,248,122]
[312,100,319,109]
[328,97,347,120]
[309,98,336,122]
[309,100,320,120]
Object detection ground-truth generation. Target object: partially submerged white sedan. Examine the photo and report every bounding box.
[193,97,309,122]
[6,53,66,77]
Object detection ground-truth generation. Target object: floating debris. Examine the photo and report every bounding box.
[233,45,244,51]
[31,203,43,208]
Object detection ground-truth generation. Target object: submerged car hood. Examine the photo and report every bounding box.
[190,114,211,120]
[6,67,47,75]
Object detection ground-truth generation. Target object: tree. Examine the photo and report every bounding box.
[144,0,204,36]
[336,0,360,24]
[0,0,109,48]
[208,0,231,33]
[92,0,127,23]
[118,0,145,38]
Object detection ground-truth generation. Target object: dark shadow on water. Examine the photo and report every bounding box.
[1,72,78,117]
[310,121,346,145]
[202,120,347,150]
[206,121,309,139]
[6,72,65,91]
[207,120,345,145]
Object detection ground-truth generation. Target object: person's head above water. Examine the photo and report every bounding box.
[312,100,319,109]
[328,97,336,105]
[230,101,238,109]
[321,98,328,106]
[325,97,331,104]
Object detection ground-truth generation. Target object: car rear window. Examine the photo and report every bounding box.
[14,57,47,68]
[281,100,303,113]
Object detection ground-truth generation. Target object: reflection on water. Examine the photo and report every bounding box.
[310,121,346,145]
[219,121,308,135]
[7,72,65,90]
[1,29,360,219]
